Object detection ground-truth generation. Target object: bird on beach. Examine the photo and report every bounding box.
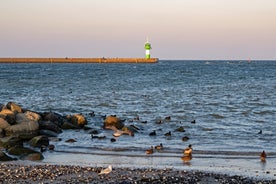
[260,150,267,162]
[146,146,154,154]
[183,144,193,157]
[98,165,112,175]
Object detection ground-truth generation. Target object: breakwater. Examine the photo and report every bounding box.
[0,57,158,63]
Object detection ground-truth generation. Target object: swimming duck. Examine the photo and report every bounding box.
[149,130,156,136]
[155,143,163,150]
[164,131,171,136]
[184,144,193,156]
[260,150,267,162]
[146,146,154,154]
[165,116,171,121]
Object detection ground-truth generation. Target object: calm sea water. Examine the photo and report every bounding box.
[1,60,275,157]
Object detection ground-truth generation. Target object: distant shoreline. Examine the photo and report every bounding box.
[0,57,158,63]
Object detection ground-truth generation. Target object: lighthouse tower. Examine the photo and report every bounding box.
[144,38,152,59]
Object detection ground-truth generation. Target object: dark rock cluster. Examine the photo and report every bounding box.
[0,102,87,161]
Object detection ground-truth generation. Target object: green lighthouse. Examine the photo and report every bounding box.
[144,38,152,59]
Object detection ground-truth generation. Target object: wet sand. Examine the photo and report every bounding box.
[0,162,275,184]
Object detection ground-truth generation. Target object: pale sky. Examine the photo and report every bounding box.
[0,0,275,60]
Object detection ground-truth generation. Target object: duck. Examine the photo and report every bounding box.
[184,144,193,156]
[149,130,156,136]
[182,136,190,142]
[164,116,171,121]
[191,120,196,124]
[164,131,171,136]
[155,143,163,150]
[181,155,192,163]
[260,150,267,162]
[146,146,154,154]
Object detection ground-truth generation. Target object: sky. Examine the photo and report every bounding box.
[0,0,275,60]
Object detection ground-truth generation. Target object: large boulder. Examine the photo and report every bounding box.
[0,136,23,149]
[104,115,124,129]
[7,145,44,161]
[7,145,37,155]
[66,114,87,128]
[0,118,10,129]
[25,111,41,122]
[29,135,49,148]
[20,152,44,161]
[61,121,81,129]
[0,129,4,138]
[41,112,64,126]
[38,121,62,134]
[6,102,23,113]
[4,113,39,139]
[0,109,16,125]
[0,151,17,161]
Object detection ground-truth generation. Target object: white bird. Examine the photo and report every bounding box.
[98,165,112,175]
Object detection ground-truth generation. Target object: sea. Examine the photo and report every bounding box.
[0,60,275,179]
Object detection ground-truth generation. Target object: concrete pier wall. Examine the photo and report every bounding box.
[0,58,158,63]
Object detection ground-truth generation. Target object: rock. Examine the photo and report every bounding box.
[7,145,38,156]
[0,129,4,138]
[61,121,81,129]
[38,121,62,134]
[0,151,17,161]
[29,135,49,148]
[20,152,44,161]
[25,111,41,122]
[6,102,23,113]
[65,138,77,143]
[0,136,23,149]
[104,115,124,129]
[0,109,16,125]
[41,112,64,126]
[66,114,87,128]
[0,117,10,129]
[39,129,59,137]
[5,122,39,139]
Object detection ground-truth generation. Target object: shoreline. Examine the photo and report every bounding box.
[0,57,158,63]
[1,162,275,184]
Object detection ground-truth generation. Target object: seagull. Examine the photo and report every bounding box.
[184,144,193,157]
[260,150,267,162]
[105,125,134,137]
[98,165,112,175]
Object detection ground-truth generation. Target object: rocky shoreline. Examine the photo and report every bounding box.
[0,163,275,184]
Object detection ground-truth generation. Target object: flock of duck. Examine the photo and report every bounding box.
[91,114,268,168]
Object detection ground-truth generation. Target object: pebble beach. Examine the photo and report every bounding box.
[1,163,275,184]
